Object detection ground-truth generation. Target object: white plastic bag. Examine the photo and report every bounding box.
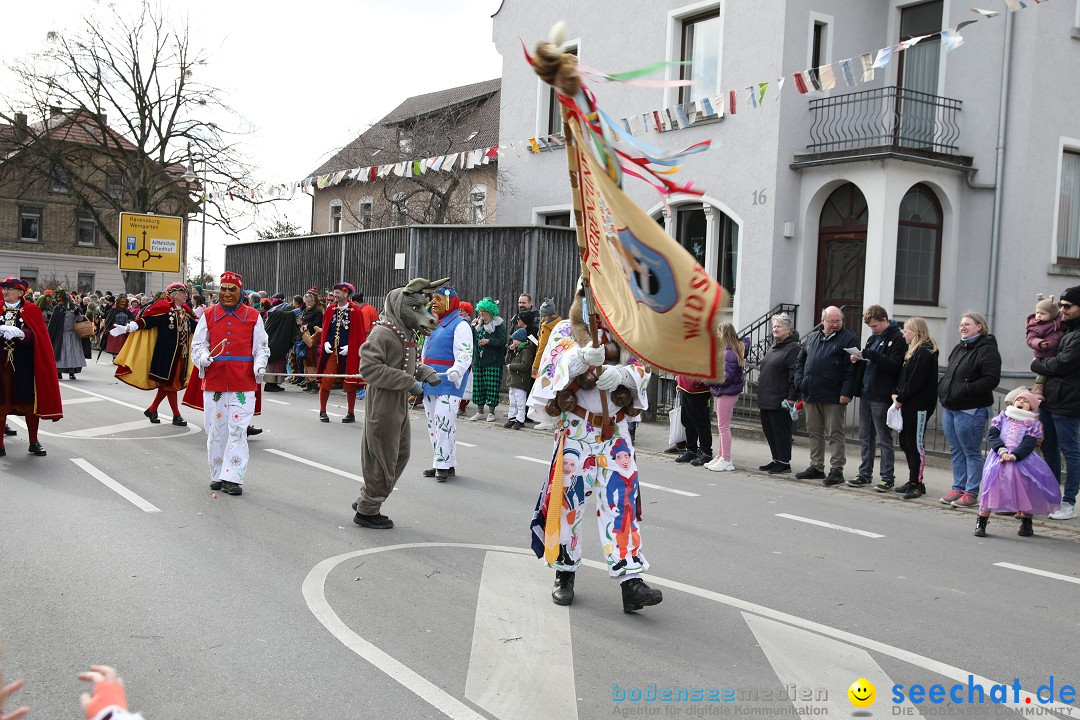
[886,404,904,432]
[668,397,686,445]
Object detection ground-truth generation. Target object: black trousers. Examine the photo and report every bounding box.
[679,389,712,453]
[898,406,934,485]
[760,408,794,464]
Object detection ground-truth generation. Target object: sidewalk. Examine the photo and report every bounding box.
[518,412,1080,543]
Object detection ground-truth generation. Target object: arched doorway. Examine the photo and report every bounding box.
[816,183,868,334]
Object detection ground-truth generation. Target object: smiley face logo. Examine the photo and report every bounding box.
[848,678,876,708]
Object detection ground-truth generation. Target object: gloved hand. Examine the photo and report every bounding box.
[193,352,214,371]
[580,343,606,366]
[323,341,332,355]
[125,320,139,333]
[595,365,624,391]
[0,325,25,340]
[339,344,349,356]
[418,366,441,386]
[255,366,266,385]
[409,381,425,397]
[109,324,128,337]
[446,368,463,388]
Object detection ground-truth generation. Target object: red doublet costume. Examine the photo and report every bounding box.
[317,301,366,382]
[183,303,264,410]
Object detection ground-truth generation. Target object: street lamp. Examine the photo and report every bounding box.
[182,145,206,285]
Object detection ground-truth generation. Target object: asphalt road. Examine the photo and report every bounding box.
[2,360,1078,719]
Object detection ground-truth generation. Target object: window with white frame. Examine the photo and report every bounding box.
[359,197,373,230]
[329,202,342,233]
[77,272,95,294]
[678,8,721,104]
[543,45,578,136]
[1058,149,1080,263]
[76,211,97,246]
[19,207,41,242]
[470,186,487,225]
[50,165,70,193]
[542,212,572,227]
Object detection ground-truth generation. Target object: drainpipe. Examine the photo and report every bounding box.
[976,9,1013,329]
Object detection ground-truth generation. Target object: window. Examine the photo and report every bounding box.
[470,186,487,225]
[543,212,572,227]
[390,193,406,226]
[679,10,721,104]
[545,46,578,136]
[398,136,413,157]
[811,22,826,70]
[19,268,38,287]
[894,183,943,305]
[76,212,97,246]
[1058,149,1080,263]
[717,212,739,298]
[77,272,95,294]
[51,165,70,193]
[107,174,123,199]
[19,207,41,242]
[359,197,373,230]
[329,202,342,233]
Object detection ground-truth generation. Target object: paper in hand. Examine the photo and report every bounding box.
[845,347,864,359]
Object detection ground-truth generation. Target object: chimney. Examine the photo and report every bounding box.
[13,112,27,142]
[49,105,64,117]
[97,111,107,126]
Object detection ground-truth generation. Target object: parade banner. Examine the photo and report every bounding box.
[565,113,726,380]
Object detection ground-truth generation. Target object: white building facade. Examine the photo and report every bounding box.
[492,0,1080,374]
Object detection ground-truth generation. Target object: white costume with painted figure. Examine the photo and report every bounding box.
[421,310,473,470]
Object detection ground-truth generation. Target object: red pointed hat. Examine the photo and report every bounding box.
[219,271,243,289]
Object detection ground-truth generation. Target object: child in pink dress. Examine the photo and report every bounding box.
[974,390,1061,538]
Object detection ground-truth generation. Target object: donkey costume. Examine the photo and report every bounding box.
[352,278,443,529]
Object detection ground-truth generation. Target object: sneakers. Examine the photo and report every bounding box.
[1049,501,1076,520]
[894,481,914,495]
[664,443,687,455]
[822,469,845,486]
[690,452,713,467]
[950,492,978,508]
[503,419,516,428]
[759,461,779,471]
[795,466,826,480]
[485,413,496,422]
[210,481,222,491]
[707,458,735,472]
[674,450,698,463]
[221,481,243,496]
[902,483,926,499]
[470,412,484,422]
[940,489,963,505]
[846,476,873,488]
[768,463,792,475]
[353,512,394,529]
[874,480,894,493]
[620,577,663,613]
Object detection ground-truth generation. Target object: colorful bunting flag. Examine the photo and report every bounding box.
[872,46,893,69]
[818,64,837,91]
[941,28,965,52]
[860,53,876,82]
[729,89,737,115]
[839,58,857,87]
[793,71,809,94]
[757,81,769,104]
[773,77,785,99]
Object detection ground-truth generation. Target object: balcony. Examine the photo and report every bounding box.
[792,86,973,170]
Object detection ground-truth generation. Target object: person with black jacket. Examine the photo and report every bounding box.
[1031,285,1080,521]
[937,311,1001,508]
[849,305,908,492]
[756,313,801,474]
[891,317,940,499]
[794,306,859,486]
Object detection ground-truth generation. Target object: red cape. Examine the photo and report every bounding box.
[19,301,63,420]
[139,298,196,322]
[319,302,366,379]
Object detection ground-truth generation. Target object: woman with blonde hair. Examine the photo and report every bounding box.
[706,323,750,471]
[891,317,940,499]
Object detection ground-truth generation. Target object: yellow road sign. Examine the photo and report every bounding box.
[118,212,183,273]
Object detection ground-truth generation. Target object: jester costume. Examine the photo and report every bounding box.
[526,305,663,612]
[420,285,473,480]
[318,282,367,423]
[0,277,62,457]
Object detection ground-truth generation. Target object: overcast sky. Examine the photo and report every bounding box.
[0,0,504,277]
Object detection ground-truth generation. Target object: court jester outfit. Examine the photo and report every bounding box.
[186,274,269,496]
[421,286,473,481]
[113,283,198,426]
[527,307,663,613]
[318,282,367,423]
[0,277,62,457]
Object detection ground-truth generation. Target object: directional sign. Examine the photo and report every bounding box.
[117,212,183,273]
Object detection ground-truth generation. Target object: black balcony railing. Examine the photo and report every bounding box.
[806,86,962,156]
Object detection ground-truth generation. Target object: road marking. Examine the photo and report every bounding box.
[465,552,577,720]
[309,408,344,418]
[745,613,923,718]
[515,455,549,465]
[306,544,1077,719]
[66,419,177,438]
[994,561,1080,586]
[61,383,145,411]
[265,398,290,405]
[6,415,199,441]
[515,457,699,496]
[640,481,699,497]
[456,441,477,448]
[71,458,161,513]
[265,448,363,482]
[775,513,884,539]
[61,397,104,405]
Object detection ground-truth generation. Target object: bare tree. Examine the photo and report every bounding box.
[0,1,267,292]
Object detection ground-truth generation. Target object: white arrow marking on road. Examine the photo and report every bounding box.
[60,397,104,405]
[456,441,477,448]
[264,398,290,405]
[465,552,577,720]
[265,448,364,483]
[994,562,1080,586]
[744,613,923,717]
[71,458,161,513]
[61,383,146,410]
[775,513,884,539]
[514,457,700,496]
[66,419,181,438]
[6,416,199,441]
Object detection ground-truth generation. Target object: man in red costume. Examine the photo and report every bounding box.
[111,282,198,426]
[0,277,62,456]
[186,272,269,496]
[317,281,367,423]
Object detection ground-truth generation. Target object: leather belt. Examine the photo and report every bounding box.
[570,405,625,427]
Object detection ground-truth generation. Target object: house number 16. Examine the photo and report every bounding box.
[752,189,768,206]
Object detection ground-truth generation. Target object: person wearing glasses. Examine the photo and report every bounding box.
[1031,287,1080,520]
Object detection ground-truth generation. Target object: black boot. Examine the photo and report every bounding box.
[1018,515,1034,537]
[974,515,989,537]
[172,415,187,427]
[552,570,575,606]
[144,409,160,424]
[27,442,46,457]
[620,577,663,613]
